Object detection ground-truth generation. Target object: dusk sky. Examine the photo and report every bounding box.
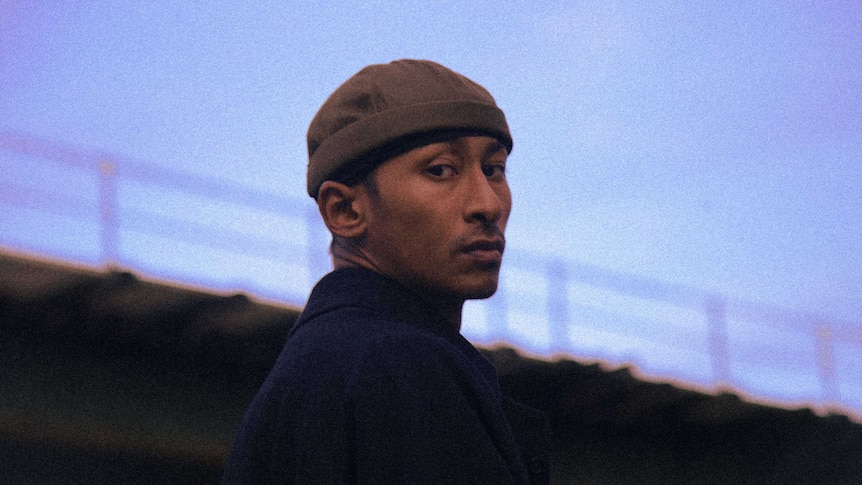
[2,2,861,413]
[4,1,860,321]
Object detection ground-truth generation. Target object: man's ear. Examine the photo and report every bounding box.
[317,180,367,239]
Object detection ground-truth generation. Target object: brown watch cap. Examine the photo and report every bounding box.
[306,59,512,198]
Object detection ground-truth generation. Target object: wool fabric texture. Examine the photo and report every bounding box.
[305,59,512,198]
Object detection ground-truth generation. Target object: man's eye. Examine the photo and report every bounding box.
[427,165,455,177]
[482,164,505,177]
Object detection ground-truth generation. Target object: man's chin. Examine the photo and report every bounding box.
[422,272,500,301]
[461,280,499,300]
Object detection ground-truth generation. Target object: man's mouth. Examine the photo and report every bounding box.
[461,238,505,263]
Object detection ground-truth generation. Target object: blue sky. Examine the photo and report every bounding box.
[3,1,860,325]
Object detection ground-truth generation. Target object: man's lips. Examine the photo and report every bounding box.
[460,239,505,262]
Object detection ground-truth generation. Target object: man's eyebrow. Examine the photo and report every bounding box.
[483,140,508,160]
[420,137,507,159]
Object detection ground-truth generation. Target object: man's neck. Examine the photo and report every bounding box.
[331,253,464,332]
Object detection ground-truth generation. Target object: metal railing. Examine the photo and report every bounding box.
[1,131,860,421]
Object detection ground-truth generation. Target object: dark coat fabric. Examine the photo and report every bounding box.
[221,267,550,485]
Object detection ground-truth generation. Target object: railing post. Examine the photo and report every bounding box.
[547,259,569,354]
[98,159,119,267]
[707,297,731,390]
[815,322,840,410]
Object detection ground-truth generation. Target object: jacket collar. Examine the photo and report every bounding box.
[292,267,499,386]
[294,267,460,340]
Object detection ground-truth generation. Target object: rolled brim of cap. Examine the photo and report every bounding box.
[306,99,512,198]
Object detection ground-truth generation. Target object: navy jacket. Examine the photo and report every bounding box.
[221,267,549,484]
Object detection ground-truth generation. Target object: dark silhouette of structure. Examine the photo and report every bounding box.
[2,251,861,484]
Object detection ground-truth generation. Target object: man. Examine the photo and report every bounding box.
[221,59,549,484]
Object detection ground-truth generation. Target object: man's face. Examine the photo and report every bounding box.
[357,135,511,301]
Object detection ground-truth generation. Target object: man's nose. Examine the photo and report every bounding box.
[464,168,506,225]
